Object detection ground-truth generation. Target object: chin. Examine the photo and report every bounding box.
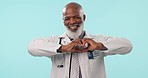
[65,23,84,39]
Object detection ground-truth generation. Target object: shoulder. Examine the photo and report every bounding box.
[89,34,108,39]
[44,35,62,42]
[85,32,106,38]
[31,35,61,43]
[88,34,114,41]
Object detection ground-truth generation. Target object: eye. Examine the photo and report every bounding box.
[74,16,81,20]
[64,17,70,21]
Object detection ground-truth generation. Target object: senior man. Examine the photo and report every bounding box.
[28,2,132,78]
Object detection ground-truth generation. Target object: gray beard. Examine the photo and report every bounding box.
[65,23,84,39]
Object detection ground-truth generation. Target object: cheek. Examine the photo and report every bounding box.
[64,21,68,26]
[77,19,83,24]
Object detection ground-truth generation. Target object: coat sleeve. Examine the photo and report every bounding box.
[28,36,62,57]
[95,35,133,56]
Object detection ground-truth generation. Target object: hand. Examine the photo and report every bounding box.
[59,38,105,52]
[59,38,82,52]
[81,38,104,52]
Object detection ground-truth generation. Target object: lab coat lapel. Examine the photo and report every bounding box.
[59,32,71,45]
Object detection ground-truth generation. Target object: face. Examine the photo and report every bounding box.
[63,7,84,32]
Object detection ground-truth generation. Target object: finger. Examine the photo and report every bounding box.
[76,50,87,53]
[74,44,81,50]
[70,50,75,52]
[82,41,90,47]
[81,49,89,52]
[74,39,82,44]
[75,38,81,41]
[84,43,89,48]
[82,39,88,45]
[75,50,82,53]
[82,38,92,43]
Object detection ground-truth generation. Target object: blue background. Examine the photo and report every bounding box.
[0,0,148,78]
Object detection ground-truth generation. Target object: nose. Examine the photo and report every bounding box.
[69,18,76,25]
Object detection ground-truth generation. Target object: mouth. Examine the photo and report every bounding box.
[68,24,80,32]
[68,24,80,27]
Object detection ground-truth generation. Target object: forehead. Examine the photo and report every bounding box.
[63,6,81,17]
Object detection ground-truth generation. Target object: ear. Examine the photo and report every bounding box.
[83,14,86,21]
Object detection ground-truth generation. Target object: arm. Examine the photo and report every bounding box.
[28,36,62,57]
[97,35,133,55]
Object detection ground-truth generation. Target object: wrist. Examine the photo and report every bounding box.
[97,43,108,50]
[59,45,67,52]
[96,43,104,50]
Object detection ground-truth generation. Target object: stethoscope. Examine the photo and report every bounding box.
[56,37,78,78]
[55,37,65,68]
[54,37,75,68]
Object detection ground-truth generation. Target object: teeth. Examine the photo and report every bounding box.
[68,24,80,30]
[73,24,79,26]
[69,24,80,27]
[70,26,77,28]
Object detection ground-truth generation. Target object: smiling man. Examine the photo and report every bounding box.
[28,2,132,78]
[63,2,85,39]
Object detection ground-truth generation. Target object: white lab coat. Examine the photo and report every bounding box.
[28,32,132,78]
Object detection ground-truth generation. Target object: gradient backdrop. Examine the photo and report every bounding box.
[0,0,148,78]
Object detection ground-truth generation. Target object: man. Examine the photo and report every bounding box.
[28,2,132,78]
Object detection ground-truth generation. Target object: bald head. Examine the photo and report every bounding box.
[62,2,84,17]
[65,2,82,9]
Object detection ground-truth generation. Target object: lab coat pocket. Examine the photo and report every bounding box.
[88,58,99,77]
[56,67,65,78]
[88,57,105,78]
[53,54,65,68]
